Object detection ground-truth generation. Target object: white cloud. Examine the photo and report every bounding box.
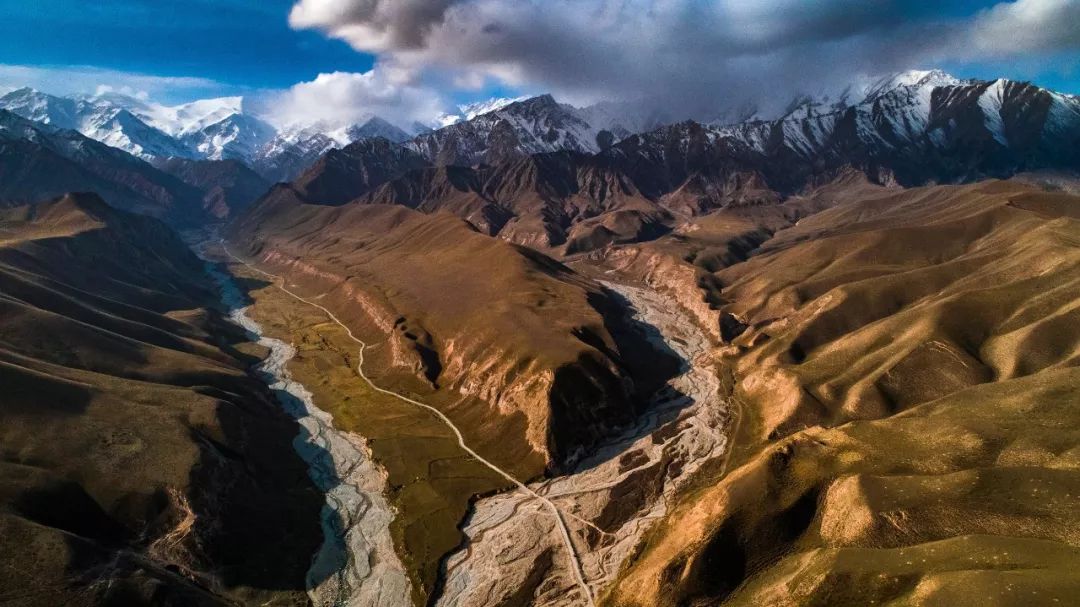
[0,64,224,102]
[95,84,151,101]
[262,68,448,129]
[968,0,1080,56]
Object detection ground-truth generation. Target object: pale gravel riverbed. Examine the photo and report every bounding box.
[436,281,729,606]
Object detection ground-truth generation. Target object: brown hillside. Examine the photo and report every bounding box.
[605,180,1080,607]
[0,194,322,605]
[229,186,674,472]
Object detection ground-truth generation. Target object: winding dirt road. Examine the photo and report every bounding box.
[220,241,596,607]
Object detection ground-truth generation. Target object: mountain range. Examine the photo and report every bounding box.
[0,87,417,183]
[0,108,268,224]
[261,70,1080,256]
[3,69,1078,236]
[0,86,656,185]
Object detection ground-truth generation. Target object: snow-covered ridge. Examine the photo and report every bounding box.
[701,70,1080,160]
[459,96,530,121]
[0,87,420,179]
[4,69,1077,183]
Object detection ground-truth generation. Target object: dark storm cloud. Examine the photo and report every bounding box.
[288,0,1080,115]
[290,0,464,50]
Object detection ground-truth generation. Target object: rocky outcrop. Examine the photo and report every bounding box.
[602,246,724,342]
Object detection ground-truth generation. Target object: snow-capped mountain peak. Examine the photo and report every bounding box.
[144,96,245,137]
[0,87,196,160]
[182,112,276,161]
[0,85,421,179]
[406,94,611,165]
[0,87,80,128]
[79,107,193,159]
[459,96,530,120]
[860,69,963,104]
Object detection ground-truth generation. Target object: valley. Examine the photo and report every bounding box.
[436,279,730,606]
[210,239,515,605]
[194,229,731,607]
[203,244,413,606]
[0,195,324,605]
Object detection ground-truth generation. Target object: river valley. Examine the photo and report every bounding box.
[197,239,729,607]
[201,241,414,605]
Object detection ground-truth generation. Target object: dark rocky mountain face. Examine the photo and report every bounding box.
[287,145,667,250]
[291,137,431,205]
[347,116,412,143]
[268,76,1076,257]
[151,157,271,219]
[0,110,208,224]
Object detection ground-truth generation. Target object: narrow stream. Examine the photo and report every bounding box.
[203,257,413,606]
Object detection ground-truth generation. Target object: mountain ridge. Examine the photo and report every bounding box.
[266,71,1079,257]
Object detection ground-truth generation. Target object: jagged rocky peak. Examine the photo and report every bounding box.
[182,112,277,161]
[345,116,412,143]
[406,93,608,166]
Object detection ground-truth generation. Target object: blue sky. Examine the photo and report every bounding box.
[0,0,1077,123]
[0,0,376,98]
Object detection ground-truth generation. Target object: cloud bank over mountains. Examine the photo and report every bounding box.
[3,0,1078,129]
[264,70,447,130]
[285,0,1080,117]
[0,63,223,102]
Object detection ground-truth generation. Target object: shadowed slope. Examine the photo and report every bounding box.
[0,194,322,605]
[151,157,271,219]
